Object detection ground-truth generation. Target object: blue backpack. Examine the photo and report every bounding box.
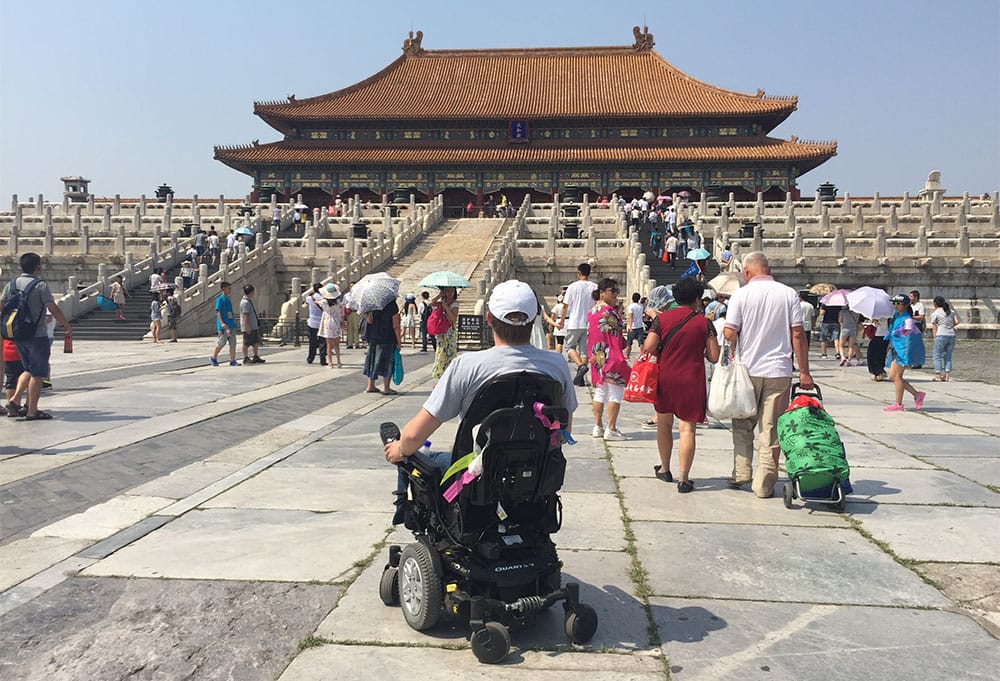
[1,278,45,341]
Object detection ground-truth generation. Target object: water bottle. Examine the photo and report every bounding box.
[417,441,432,457]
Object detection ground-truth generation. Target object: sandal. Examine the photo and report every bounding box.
[24,410,53,421]
[654,465,673,483]
[382,389,399,396]
[6,404,26,418]
[365,387,380,393]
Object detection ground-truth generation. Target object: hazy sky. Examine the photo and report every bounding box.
[1,0,997,200]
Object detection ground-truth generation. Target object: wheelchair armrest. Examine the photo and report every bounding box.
[396,450,440,478]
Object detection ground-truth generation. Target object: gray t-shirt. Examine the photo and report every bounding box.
[239,296,259,331]
[2,275,54,338]
[423,344,578,424]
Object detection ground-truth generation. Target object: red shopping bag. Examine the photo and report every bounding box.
[623,353,659,403]
[661,250,669,263]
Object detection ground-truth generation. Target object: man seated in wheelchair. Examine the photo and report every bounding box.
[381,280,596,654]
[383,279,577,516]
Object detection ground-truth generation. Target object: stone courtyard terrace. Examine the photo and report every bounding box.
[0,338,997,680]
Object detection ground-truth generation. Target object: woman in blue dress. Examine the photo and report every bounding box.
[884,294,926,412]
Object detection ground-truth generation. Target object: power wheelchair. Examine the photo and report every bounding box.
[378,372,598,663]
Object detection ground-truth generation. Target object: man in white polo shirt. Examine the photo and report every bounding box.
[561,262,598,385]
[723,251,813,499]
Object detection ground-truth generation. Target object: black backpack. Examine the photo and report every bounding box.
[1,277,45,341]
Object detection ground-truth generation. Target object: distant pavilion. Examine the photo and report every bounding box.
[215,27,836,208]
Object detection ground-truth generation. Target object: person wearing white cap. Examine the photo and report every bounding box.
[384,279,577,471]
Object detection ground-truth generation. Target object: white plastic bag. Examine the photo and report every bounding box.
[707,352,756,420]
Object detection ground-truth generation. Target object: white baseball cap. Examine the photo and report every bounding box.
[488,280,538,326]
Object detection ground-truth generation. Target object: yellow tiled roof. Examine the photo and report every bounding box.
[254,40,797,123]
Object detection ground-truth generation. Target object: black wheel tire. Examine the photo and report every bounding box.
[782,483,794,509]
[565,603,598,644]
[379,567,399,606]
[398,543,442,631]
[471,621,510,664]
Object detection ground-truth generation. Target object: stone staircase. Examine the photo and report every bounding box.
[55,269,180,342]
[638,227,721,289]
[383,218,506,313]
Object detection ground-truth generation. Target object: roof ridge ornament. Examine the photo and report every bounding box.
[632,25,654,51]
[403,30,424,56]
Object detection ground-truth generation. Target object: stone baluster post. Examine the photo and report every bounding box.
[719,205,729,236]
[10,194,17,213]
[727,192,736,215]
[961,192,970,214]
[80,222,89,255]
[113,194,121,216]
[755,192,764,216]
[43,206,54,255]
[820,204,830,233]
[872,192,881,215]
[888,205,898,234]
[813,190,822,214]
[151,219,161,258]
[139,194,147,216]
[842,192,852,215]
[785,204,796,236]
[957,217,970,257]
[874,223,886,258]
[223,205,232,233]
[832,223,844,258]
[586,219,597,257]
[66,275,78,319]
[901,192,911,215]
[991,194,1000,230]
[97,263,108,295]
[784,190,793,213]
[198,263,209,285]
[854,206,865,234]
[87,194,95,216]
[699,192,708,215]
[931,191,942,216]
[36,193,44,214]
[102,206,112,238]
[792,223,803,259]
[582,195,592,236]
[922,204,932,234]
[916,222,928,256]
[193,200,201,227]
[9,213,19,255]
[218,251,229,275]
[62,194,70,216]
[124,252,135,287]
[238,241,247,275]
[752,224,764,252]
[72,204,82,232]
[306,225,317,257]
[171,230,179,254]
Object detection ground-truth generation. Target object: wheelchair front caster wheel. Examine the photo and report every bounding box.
[564,603,598,644]
[379,567,399,606]
[471,621,510,664]
[782,483,794,509]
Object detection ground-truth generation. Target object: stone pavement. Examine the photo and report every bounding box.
[1,340,998,680]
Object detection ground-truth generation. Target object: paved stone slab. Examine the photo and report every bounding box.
[279,644,665,680]
[833,429,936,468]
[124,460,241,498]
[633,521,949,607]
[0,536,90,591]
[319,547,648,652]
[847,468,998,506]
[557,492,627,551]
[920,455,1000,488]
[651,598,1000,681]
[29,494,173,541]
[620,478,848,527]
[83,508,391,582]
[0,576,340,681]
[200,467,396,513]
[0,453,94,486]
[914,562,1000,634]
[562,457,617,493]
[849,504,1000,562]
[871,433,1000,458]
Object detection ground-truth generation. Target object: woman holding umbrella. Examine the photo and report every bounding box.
[884,294,926,412]
[364,297,402,395]
[430,286,461,378]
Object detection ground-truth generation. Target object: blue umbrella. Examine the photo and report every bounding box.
[687,247,711,260]
[235,226,254,236]
[419,271,472,288]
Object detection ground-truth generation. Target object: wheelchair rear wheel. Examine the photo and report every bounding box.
[399,543,443,630]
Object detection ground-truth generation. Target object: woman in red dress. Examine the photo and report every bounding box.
[641,277,720,492]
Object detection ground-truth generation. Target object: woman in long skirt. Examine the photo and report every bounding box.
[431,287,461,379]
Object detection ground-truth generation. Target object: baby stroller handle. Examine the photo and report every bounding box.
[790,381,823,402]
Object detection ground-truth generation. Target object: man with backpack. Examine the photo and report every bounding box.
[1,252,72,420]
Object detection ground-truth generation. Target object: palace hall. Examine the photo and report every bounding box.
[215,28,836,209]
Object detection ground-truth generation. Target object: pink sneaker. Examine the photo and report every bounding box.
[914,391,926,410]
[883,403,904,412]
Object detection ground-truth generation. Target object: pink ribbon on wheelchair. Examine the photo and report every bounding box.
[533,401,576,447]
